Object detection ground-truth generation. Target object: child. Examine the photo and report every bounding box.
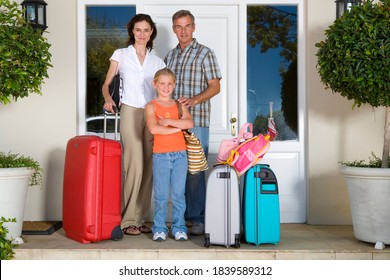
[145,68,194,241]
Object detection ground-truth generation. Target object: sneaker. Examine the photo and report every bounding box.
[175,231,188,241]
[190,223,204,236]
[153,231,167,241]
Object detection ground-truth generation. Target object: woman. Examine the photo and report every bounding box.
[102,14,165,235]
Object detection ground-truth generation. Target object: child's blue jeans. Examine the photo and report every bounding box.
[152,150,188,236]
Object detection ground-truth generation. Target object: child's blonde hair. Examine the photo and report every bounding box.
[153,68,176,83]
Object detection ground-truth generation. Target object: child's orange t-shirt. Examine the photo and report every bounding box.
[152,100,186,153]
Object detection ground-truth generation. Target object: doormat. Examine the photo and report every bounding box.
[22,221,62,235]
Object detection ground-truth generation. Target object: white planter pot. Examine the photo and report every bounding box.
[0,167,33,244]
[340,166,390,249]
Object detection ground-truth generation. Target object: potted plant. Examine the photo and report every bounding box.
[0,152,43,246]
[0,0,51,248]
[315,0,390,249]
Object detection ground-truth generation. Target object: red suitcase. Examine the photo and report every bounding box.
[62,112,123,243]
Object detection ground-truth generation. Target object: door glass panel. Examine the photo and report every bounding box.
[86,6,135,136]
[247,5,298,141]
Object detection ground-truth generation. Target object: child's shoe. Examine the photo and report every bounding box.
[153,231,167,241]
[174,231,188,241]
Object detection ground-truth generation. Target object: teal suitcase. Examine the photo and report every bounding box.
[243,164,280,245]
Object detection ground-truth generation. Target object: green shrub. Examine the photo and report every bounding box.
[0,152,43,186]
[0,0,52,104]
[339,152,389,167]
[0,217,18,260]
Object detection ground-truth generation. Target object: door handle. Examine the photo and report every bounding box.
[230,113,237,136]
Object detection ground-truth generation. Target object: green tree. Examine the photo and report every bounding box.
[281,58,297,134]
[316,0,390,167]
[247,6,297,66]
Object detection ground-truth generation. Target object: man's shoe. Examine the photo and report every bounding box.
[185,220,192,227]
[175,231,188,241]
[190,223,204,236]
[153,231,167,241]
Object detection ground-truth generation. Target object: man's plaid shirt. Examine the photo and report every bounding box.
[165,39,222,127]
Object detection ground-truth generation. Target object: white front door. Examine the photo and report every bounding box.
[143,2,306,224]
[79,2,306,223]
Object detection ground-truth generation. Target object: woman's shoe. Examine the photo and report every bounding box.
[138,225,152,233]
[122,225,141,235]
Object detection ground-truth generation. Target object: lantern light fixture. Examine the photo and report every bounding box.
[21,0,48,31]
[335,0,361,18]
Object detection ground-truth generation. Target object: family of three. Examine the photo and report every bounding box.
[102,10,222,241]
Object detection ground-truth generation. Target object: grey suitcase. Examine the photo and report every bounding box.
[204,164,241,248]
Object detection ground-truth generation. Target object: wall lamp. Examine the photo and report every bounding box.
[335,0,361,18]
[21,0,48,31]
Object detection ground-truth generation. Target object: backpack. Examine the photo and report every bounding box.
[216,123,253,163]
[226,134,270,176]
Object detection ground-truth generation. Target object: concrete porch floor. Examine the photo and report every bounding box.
[14,224,390,260]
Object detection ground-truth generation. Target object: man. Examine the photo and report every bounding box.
[165,10,222,236]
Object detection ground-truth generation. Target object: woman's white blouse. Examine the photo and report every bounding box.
[110,45,165,109]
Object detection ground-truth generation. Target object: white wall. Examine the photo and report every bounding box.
[306,0,385,224]
[0,0,77,221]
[0,0,385,224]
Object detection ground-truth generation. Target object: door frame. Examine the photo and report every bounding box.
[77,0,307,223]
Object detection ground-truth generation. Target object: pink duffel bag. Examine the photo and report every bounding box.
[226,134,270,176]
[216,123,253,163]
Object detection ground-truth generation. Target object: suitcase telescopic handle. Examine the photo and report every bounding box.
[103,106,119,140]
[254,170,276,181]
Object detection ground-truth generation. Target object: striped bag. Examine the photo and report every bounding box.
[175,100,208,174]
[182,129,209,174]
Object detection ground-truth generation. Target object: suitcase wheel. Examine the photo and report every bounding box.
[111,225,124,241]
[234,236,241,248]
[204,234,210,248]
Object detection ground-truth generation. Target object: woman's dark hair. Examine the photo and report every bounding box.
[126,14,157,51]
